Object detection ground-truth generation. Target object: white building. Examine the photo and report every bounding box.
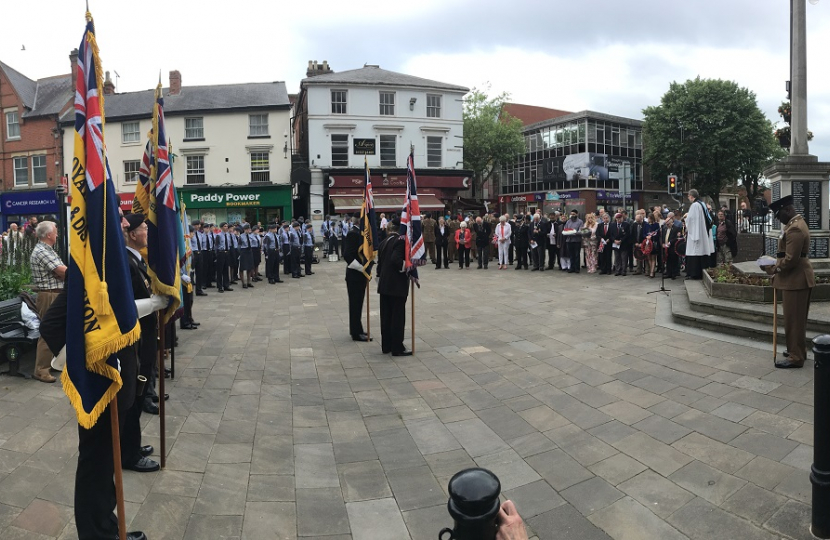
[293,62,471,221]
[62,71,294,225]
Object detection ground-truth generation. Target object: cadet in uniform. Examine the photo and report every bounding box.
[250,226,263,282]
[214,222,234,293]
[289,222,303,278]
[190,220,207,296]
[377,218,411,356]
[237,225,255,288]
[342,217,369,341]
[263,223,283,284]
[764,195,815,368]
[203,223,215,288]
[304,223,316,276]
[281,222,291,276]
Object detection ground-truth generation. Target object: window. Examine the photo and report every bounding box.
[123,160,141,183]
[331,90,347,114]
[427,136,442,167]
[250,152,270,183]
[380,135,396,167]
[13,156,28,186]
[185,117,204,140]
[32,155,47,185]
[379,92,395,116]
[122,121,140,144]
[331,134,349,167]
[249,114,269,137]
[427,95,441,118]
[5,111,20,139]
[186,155,205,184]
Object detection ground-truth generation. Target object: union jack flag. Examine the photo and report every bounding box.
[399,152,426,286]
[146,86,182,322]
[132,140,152,215]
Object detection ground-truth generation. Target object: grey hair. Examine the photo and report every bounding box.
[460,221,467,228]
[688,189,699,199]
[499,215,507,222]
[36,221,56,239]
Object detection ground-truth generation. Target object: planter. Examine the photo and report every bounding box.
[783,113,791,123]
[704,268,830,303]
[778,136,791,148]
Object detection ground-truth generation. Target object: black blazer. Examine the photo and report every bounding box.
[660,223,682,247]
[596,221,612,243]
[342,228,367,284]
[474,222,491,247]
[434,224,451,247]
[127,252,158,379]
[377,233,409,298]
[611,221,632,248]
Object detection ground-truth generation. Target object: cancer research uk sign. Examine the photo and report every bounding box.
[1,190,59,215]
[184,187,289,209]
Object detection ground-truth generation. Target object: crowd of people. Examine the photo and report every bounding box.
[341,190,736,281]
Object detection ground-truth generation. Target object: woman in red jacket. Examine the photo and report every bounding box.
[455,221,472,269]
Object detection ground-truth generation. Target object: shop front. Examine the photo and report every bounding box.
[118,193,135,214]
[1,189,60,230]
[179,185,293,226]
[326,173,469,216]
[501,189,643,217]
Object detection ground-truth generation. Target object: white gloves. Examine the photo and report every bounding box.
[51,347,66,371]
[181,274,191,284]
[348,260,364,272]
[135,295,171,318]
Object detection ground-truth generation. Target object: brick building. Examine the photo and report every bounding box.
[0,53,74,229]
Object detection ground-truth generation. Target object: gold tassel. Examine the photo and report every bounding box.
[98,282,112,315]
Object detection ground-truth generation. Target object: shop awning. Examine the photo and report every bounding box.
[331,194,446,213]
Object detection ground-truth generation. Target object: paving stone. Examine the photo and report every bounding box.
[10,498,73,537]
[503,480,566,519]
[588,496,689,540]
[598,401,652,426]
[668,460,746,505]
[781,444,813,472]
[730,376,780,395]
[475,448,541,491]
[720,483,788,525]
[294,443,339,488]
[369,428,427,471]
[670,432,754,474]
[194,463,250,516]
[518,405,570,432]
[587,421,636,445]
[667,497,779,540]
[424,449,476,479]
[734,456,797,490]
[247,475,295,502]
[405,417,462,456]
[631,415,691,444]
[444,418,510,458]
[763,500,813,540]
[710,402,756,423]
[526,503,612,540]
[562,383,619,408]
[740,410,803,438]
[560,477,623,516]
[730,429,800,461]
[131,493,195,540]
[774,468,811,504]
[596,381,665,408]
[507,432,557,459]
[612,432,693,477]
[346,498,409,540]
[338,460,392,502]
[526,449,594,491]
[588,453,648,487]
[386,465,446,511]
[184,514,243,540]
[617,470,694,519]
[296,488,350,537]
[401,505,450,540]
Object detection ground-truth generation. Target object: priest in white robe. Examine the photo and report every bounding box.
[684,189,715,280]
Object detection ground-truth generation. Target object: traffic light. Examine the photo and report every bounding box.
[667,175,678,195]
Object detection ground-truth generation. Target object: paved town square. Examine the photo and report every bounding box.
[0,259,817,539]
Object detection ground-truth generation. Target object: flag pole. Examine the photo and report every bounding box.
[365,284,371,341]
[158,320,166,468]
[109,397,128,540]
[411,281,415,353]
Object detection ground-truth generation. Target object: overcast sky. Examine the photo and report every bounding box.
[3,0,830,160]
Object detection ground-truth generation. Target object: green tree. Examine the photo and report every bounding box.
[740,119,788,202]
[642,77,778,200]
[463,86,525,198]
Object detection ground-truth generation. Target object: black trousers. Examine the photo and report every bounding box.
[457,246,470,268]
[538,241,546,268]
[346,277,366,336]
[599,246,613,274]
[516,244,528,269]
[547,244,558,269]
[75,362,135,540]
[328,236,340,257]
[304,246,313,274]
[192,252,204,291]
[567,242,581,273]
[291,248,301,277]
[436,244,448,268]
[253,250,262,274]
[508,241,514,264]
[205,252,215,286]
[265,249,280,281]
[477,245,489,268]
[614,248,630,275]
[664,248,680,278]
[181,287,194,327]
[283,245,292,275]
[215,251,229,290]
[379,294,406,353]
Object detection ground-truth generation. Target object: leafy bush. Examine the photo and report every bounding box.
[0,235,36,301]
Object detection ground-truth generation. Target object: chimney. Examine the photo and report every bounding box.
[169,70,182,96]
[305,60,334,78]
[103,71,115,95]
[69,48,79,89]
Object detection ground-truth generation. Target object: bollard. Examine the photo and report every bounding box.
[439,468,501,540]
[812,335,830,538]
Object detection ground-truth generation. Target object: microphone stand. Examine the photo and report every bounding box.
[647,241,671,295]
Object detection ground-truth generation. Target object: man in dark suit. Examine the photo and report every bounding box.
[377,219,411,356]
[474,216,491,269]
[596,213,613,274]
[528,214,544,271]
[611,213,631,276]
[343,218,370,342]
[661,213,682,279]
[507,215,517,265]
[514,215,530,270]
